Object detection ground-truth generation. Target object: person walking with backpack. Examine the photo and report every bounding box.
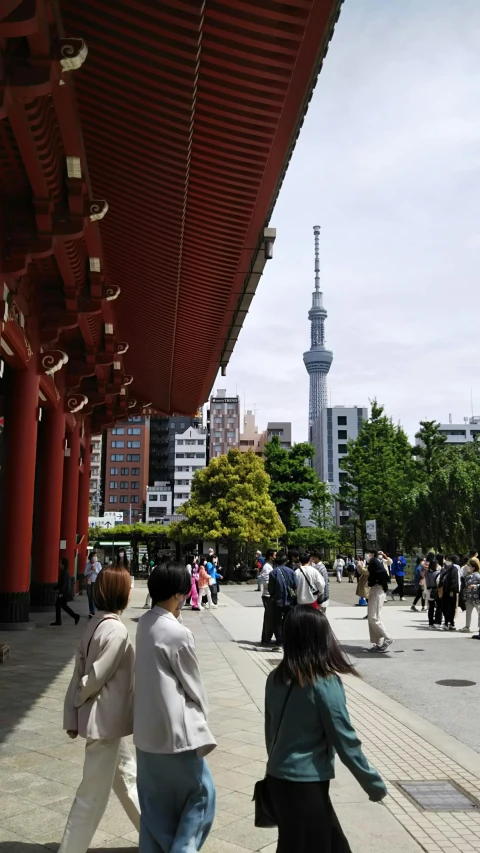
[268,552,298,648]
[438,556,461,631]
[367,552,393,652]
[295,553,324,608]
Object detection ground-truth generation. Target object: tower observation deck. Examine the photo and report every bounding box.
[303,225,333,427]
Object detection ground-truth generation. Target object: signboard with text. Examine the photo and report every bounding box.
[365,519,377,539]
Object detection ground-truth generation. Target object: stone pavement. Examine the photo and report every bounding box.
[0,584,479,853]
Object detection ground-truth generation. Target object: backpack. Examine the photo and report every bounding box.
[439,566,460,596]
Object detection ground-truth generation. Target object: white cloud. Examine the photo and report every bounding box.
[216,0,480,442]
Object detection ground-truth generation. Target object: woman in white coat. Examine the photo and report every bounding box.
[59,566,140,853]
[134,563,216,852]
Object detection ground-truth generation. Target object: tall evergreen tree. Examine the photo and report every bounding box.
[264,436,332,533]
[339,401,416,552]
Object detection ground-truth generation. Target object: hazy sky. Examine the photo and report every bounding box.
[212,0,480,443]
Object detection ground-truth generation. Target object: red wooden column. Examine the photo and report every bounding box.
[60,422,81,582]
[30,405,66,608]
[0,363,40,627]
[76,428,91,583]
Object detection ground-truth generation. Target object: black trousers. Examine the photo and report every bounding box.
[55,595,77,624]
[428,597,442,626]
[266,776,351,853]
[272,605,290,647]
[393,576,404,597]
[442,594,457,627]
[413,588,426,607]
[261,596,275,643]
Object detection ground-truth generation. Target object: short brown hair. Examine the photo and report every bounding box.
[93,567,131,612]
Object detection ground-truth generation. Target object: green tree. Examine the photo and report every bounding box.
[168,449,285,577]
[340,401,416,552]
[264,436,332,533]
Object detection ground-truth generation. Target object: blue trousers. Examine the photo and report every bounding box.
[136,749,215,853]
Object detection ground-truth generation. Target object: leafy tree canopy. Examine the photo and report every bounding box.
[167,448,285,546]
[264,436,332,531]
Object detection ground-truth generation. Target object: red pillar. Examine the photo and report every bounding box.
[31,405,66,608]
[77,429,91,584]
[0,363,40,626]
[60,422,81,582]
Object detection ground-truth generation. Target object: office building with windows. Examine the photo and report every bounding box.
[149,412,202,486]
[103,416,150,523]
[89,434,103,515]
[435,417,480,444]
[146,482,173,523]
[311,406,367,524]
[208,389,240,458]
[174,425,207,511]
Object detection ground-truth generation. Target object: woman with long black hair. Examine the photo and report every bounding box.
[264,606,386,853]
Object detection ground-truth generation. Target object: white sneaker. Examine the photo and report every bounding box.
[211,604,218,609]
[460,627,472,633]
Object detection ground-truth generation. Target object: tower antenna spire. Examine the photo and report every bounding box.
[303,225,333,431]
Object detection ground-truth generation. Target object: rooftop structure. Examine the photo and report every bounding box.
[303,226,333,429]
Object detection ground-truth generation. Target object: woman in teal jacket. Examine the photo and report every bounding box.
[264,606,386,852]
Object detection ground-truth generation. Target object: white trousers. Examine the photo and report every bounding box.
[59,737,140,853]
[466,600,480,629]
[368,585,392,646]
[199,585,212,607]
[144,592,152,608]
[336,569,343,583]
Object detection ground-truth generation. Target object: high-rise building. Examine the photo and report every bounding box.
[239,410,262,453]
[89,434,103,515]
[146,481,173,523]
[311,406,367,524]
[173,425,207,511]
[208,389,240,458]
[149,412,202,486]
[103,416,150,522]
[303,225,333,431]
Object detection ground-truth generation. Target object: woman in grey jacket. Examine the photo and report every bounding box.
[59,566,140,853]
[134,563,216,853]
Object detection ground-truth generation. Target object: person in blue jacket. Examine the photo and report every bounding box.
[390,550,407,601]
[205,556,222,606]
[265,605,386,852]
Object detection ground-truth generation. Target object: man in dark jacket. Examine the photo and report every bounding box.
[268,552,297,648]
[51,557,80,626]
[367,553,393,653]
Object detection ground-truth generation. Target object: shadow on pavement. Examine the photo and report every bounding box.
[0,846,137,853]
[340,643,399,659]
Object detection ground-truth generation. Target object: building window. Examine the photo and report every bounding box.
[180,422,186,428]
[338,445,348,455]
[111,441,125,448]
[159,495,167,502]
[128,427,141,435]
[121,467,129,475]
[439,429,466,436]
[131,467,140,475]
[340,516,350,526]
[132,509,140,517]
[339,472,348,483]
[149,495,158,502]
[127,441,141,448]
[127,454,140,462]
[112,428,125,435]
[338,430,347,439]
[110,467,118,475]
[176,439,184,445]
[109,481,118,489]
[120,495,128,503]
[339,501,349,511]
[131,481,140,489]
[176,453,185,458]
[109,496,118,503]
[111,454,124,462]
[195,453,205,459]
[337,416,347,426]
[129,416,142,422]
[120,481,129,489]
[131,495,139,503]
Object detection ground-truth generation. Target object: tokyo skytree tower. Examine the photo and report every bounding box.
[303,225,333,427]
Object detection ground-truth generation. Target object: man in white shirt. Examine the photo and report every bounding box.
[310,549,330,612]
[295,553,325,608]
[258,549,276,644]
[85,551,102,618]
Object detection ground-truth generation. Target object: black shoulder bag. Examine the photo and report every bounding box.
[253,684,293,827]
[299,566,320,599]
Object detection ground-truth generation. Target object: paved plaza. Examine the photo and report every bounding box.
[0,583,480,853]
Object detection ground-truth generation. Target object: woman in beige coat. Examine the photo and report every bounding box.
[59,566,140,853]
